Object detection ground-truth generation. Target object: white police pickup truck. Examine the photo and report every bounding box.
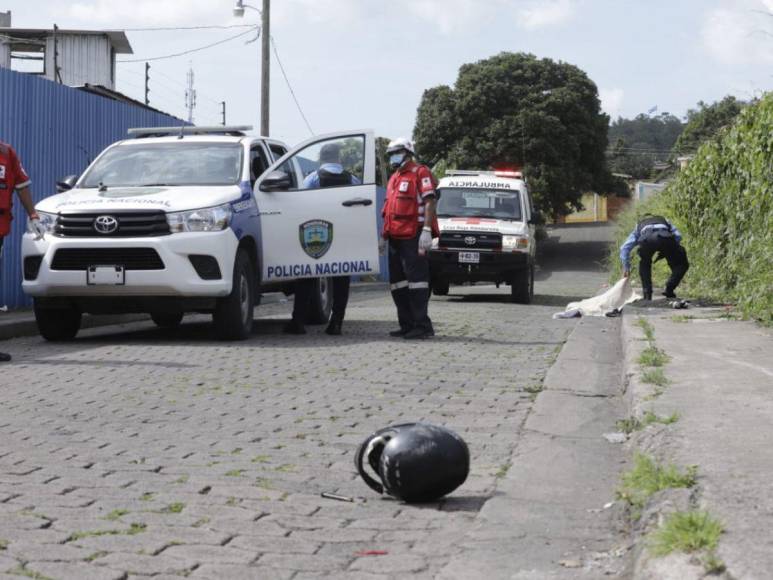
[22,126,380,340]
[429,170,537,303]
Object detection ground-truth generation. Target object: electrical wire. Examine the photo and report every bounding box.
[118,26,259,63]
[270,35,314,136]
[110,24,256,32]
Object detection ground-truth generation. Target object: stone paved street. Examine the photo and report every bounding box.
[0,225,613,579]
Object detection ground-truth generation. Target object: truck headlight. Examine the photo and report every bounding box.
[502,235,529,252]
[167,204,232,233]
[30,211,57,235]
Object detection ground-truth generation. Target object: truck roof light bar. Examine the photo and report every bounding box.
[128,125,253,138]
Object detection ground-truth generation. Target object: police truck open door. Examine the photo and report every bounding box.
[254,130,380,283]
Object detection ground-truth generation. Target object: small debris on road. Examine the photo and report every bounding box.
[603,432,627,444]
[321,492,354,502]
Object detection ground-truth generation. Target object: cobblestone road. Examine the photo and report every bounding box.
[0,225,612,579]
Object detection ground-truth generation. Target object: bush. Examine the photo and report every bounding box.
[609,95,773,324]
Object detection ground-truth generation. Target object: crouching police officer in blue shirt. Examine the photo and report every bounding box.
[620,214,689,301]
[284,143,360,336]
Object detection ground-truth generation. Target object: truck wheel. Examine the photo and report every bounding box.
[306,277,332,325]
[34,300,81,341]
[510,265,534,304]
[151,312,184,328]
[212,249,254,340]
[432,280,450,296]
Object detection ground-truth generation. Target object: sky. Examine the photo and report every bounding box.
[3,0,773,148]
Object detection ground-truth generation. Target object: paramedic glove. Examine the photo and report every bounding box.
[418,227,432,255]
[29,217,46,240]
[378,236,387,256]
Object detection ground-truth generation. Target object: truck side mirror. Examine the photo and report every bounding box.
[56,175,79,193]
[259,170,292,192]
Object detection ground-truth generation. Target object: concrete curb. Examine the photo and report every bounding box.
[621,311,711,580]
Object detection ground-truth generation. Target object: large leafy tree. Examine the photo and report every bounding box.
[672,96,746,155]
[413,52,613,218]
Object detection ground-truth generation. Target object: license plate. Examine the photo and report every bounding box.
[87,265,125,285]
[458,252,480,264]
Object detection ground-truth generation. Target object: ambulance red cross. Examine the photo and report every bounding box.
[428,169,537,303]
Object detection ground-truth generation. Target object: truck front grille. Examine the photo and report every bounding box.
[439,231,502,250]
[55,212,170,237]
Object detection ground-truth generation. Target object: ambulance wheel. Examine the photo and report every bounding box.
[34,300,81,341]
[432,280,449,296]
[151,312,184,328]
[510,265,534,304]
[212,249,254,340]
[307,277,332,325]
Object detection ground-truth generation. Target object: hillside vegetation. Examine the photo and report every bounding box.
[610,95,772,324]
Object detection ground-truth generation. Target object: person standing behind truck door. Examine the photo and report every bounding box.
[284,143,360,336]
[0,140,46,362]
[382,137,438,340]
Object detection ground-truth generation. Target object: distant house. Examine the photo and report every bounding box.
[0,11,132,91]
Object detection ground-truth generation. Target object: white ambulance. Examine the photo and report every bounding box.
[429,169,536,303]
[22,127,380,340]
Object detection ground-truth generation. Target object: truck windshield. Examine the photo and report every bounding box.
[437,188,522,221]
[80,143,243,188]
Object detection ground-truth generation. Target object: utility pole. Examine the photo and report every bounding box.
[52,24,62,83]
[221,101,226,126]
[260,0,270,136]
[144,62,150,106]
[185,67,197,124]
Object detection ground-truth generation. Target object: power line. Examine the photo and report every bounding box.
[118,26,258,63]
[109,24,255,32]
[270,35,314,136]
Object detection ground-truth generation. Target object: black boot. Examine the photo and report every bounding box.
[0,352,11,362]
[389,327,409,337]
[283,320,306,335]
[325,319,342,335]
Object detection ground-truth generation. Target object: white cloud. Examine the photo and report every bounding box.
[61,0,231,27]
[599,87,624,119]
[518,0,577,31]
[702,0,773,65]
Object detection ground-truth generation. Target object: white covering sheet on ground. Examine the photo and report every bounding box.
[553,277,640,318]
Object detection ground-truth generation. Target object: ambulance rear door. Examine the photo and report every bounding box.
[254,130,380,283]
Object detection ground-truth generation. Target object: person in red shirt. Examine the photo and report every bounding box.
[382,138,438,339]
[0,140,45,362]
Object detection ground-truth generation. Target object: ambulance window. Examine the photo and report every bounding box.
[282,135,365,191]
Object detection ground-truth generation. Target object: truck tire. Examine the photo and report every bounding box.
[212,249,254,340]
[34,300,81,341]
[432,280,450,296]
[151,312,184,328]
[510,265,534,304]
[306,277,332,325]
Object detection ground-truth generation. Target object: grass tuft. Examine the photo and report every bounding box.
[636,317,656,342]
[641,368,669,387]
[638,346,670,367]
[649,510,723,557]
[617,453,697,515]
[103,509,129,521]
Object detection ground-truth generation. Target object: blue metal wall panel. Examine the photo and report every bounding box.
[0,67,185,309]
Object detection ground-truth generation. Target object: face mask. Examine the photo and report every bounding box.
[389,153,405,168]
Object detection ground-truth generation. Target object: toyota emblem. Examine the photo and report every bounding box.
[464,236,477,246]
[94,215,118,234]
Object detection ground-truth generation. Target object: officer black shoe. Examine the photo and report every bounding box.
[0,352,10,362]
[643,291,653,301]
[325,320,342,335]
[283,321,307,335]
[403,328,431,340]
[662,290,677,299]
[389,328,409,337]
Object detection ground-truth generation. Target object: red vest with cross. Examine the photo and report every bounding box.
[0,142,31,237]
[382,161,439,240]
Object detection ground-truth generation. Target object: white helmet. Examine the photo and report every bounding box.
[386,137,415,156]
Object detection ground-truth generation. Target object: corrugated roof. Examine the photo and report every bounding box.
[0,27,132,54]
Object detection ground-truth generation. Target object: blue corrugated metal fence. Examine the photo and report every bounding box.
[0,67,185,308]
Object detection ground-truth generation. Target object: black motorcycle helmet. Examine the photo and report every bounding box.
[355,422,470,503]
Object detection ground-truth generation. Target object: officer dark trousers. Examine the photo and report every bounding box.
[638,239,689,296]
[292,276,350,325]
[388,235,433,333]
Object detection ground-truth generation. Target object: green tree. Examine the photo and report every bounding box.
[607,113,684,179]
[413,52,613,218]
[672,96,746,155]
